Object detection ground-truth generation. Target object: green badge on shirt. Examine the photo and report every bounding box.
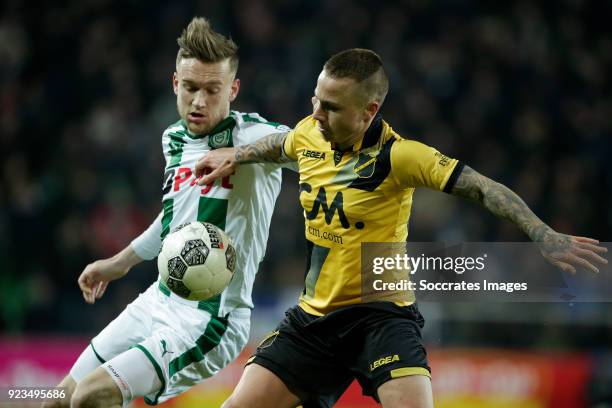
[208,129,233,149]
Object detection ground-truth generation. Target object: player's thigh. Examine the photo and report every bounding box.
[223,363,301,408]
[87,286,157,364]
[40,374,75,408]
[188,308,251,378]
[84,298,249,406]
[70,354,169,408]
[133,307,251,405]
[71,366,123,408]
[352,304,431,400]
[248,306,353,407]
[109,345,164,403]
[69,341,107,384]
[377,375,433,408]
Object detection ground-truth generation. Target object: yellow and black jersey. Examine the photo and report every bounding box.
[283,114,463,316]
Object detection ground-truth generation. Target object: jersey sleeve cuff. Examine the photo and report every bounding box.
[130,237,160,261]
[443,162,465,194]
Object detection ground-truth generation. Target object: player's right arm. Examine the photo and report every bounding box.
[195,131,294,185]
[80,124,178,304]
[78,245,143,304]
[78,212,164,304]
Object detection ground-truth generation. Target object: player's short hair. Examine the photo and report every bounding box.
[324,48,389,106]
[176,17,239,74]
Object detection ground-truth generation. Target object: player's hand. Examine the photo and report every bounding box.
[539,233,608,274]
[78,258,130,304]
[195,148,237,186]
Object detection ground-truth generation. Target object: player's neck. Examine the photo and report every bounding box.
[335,133,363,151]
[334,117,375,151]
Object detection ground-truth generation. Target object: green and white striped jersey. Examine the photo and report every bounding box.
[131,111,289,314]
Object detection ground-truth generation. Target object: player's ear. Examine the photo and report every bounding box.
[173,72,179,95]
[229,78,240,102]
[364,100,380,121]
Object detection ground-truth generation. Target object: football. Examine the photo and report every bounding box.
[157,221,236,301]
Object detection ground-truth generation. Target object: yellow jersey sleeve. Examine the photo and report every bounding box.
[390,139,461,191]
[283,116,315,161]
[283,129,298,160]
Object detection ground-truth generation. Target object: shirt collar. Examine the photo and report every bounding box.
[180,113,236,140]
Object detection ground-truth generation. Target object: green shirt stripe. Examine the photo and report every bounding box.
[240,113,283,128]
[197,294,221,314]
[160,199,174,240]
[168,314,229,378]
[167,132,186,169]
[158,280,171,296]
[196,196,228,310]
[197,197,228,230]
[158,280,221,313]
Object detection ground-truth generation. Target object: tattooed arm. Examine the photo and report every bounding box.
[451,165,607,274]
[195,132,293,184]
[234,132,293,164]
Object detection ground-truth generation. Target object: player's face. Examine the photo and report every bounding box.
[311,70,377,150]
[173,58,240,135]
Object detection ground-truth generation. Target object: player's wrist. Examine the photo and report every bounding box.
[110,246,143,275]
[528,223,556,243]
[234,147,250,164]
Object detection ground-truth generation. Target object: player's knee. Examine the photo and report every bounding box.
[41,375,75,408]
[71,373,123,408]
[222,395,263,408]
[378,375,433,408]
[71,386,121,408]
[41,393,70,408]
[41,399,68,408]
[221,395,243,408]
[223,394,292,408]
[381,398,431,408]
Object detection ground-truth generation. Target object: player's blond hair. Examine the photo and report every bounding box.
[324,48,389,106]
[176,17,239,74]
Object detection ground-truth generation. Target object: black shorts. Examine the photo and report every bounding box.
[248,302,430,407]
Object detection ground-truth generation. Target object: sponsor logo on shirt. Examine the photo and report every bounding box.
[162,167,234,195]
[161,339,174,357]
[302,150,326,160]
[434,152,451,166]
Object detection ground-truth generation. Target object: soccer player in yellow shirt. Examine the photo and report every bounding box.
[196,48,607,408]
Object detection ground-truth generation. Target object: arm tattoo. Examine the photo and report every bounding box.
[451,166,557,243]
[234,132,294,164]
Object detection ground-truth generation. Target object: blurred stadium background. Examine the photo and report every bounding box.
[1,0,611,406]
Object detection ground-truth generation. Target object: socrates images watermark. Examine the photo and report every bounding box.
[370,252,526,293]
[360,242,612,303]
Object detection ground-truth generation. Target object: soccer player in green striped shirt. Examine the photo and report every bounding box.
[45,17,291,408]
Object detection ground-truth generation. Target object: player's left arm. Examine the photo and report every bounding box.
[450,165,608,274]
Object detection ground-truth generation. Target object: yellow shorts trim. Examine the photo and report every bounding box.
[390,366,431,379]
